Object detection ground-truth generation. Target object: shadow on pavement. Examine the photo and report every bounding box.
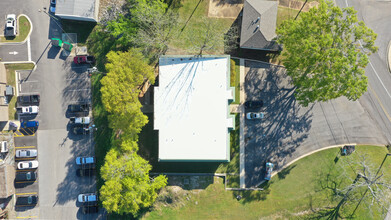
[244,61,314,187]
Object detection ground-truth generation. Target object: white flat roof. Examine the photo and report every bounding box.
[155,56,234,162]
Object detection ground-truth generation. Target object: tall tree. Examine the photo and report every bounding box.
[186,18,222,55]
[100,49,155,139]
[107,0,178,59]
[100,141,167,216]
[276,0,378,106]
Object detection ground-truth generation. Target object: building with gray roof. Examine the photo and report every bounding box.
[240,0,279,51]
[55,0,99,22]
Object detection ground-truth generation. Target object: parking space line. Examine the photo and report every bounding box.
[67,89,91,91]
[16,169,37,172]
[15,180,37,184]
[15,146,36,149]
[16,216,38,219]
[15,192,37,195]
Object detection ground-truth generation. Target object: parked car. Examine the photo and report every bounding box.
[17,160,39,170]
[15,171,37,182]
[265,162,274,181]
[21,120,39,128]
[73,55,95,64]
[50,0,56,13]
[5,14,16,37]
[78,193,98,204]
[16,106,39,115]
[244,100,263,109]
[82,205,99,214]
[16,149,38,158]
[70,117,90,125]
[68,103,89,116]
[246,112,264,120]
[72,126,90,135]
[16,195,38,206]
[76,156,95,166]
[76,168,96,177]
[17,95,40,106]
[0,141,8,153]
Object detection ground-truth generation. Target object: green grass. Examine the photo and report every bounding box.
[230,58,240,105]
[1,16,31,42]
[277,6,299,28]
[5,63,35,120]
[143,145,391,219]
[61,19,96,44]
[91,73,113,198]
[168,0,234,54]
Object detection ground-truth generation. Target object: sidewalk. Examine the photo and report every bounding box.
[239,58,246,188]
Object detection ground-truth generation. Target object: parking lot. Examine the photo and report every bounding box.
[243,61,387,187]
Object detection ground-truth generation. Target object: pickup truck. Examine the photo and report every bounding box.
[17,106,39,115]
[5,14,16,37]
[73,55,95,64]
[70,116,90,125]
[17,95,40,106]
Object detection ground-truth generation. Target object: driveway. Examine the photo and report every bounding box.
[244,61,387,187]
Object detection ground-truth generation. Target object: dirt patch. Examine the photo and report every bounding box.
[208,0,244,18]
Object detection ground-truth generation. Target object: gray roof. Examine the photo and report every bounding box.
[240,0,278,50]
[56,0,98,20]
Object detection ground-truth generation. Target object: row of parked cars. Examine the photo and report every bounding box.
[14,94,40,206]
[76,155,98,213]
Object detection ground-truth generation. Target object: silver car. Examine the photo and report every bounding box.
[16,149,38,158]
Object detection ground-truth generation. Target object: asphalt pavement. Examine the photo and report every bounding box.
[0,0,102,219]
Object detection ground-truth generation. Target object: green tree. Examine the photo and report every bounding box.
[276,0,377,106]
[100,141,167,216]
[100,49,155,139]
[107,0,178,59]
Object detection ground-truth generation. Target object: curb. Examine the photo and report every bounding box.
[0,14,33,46]
[271,143,386,179]
[387,40,391,73]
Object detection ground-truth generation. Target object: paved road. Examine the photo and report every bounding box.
[0,44,29,62]
[244,61,388,187]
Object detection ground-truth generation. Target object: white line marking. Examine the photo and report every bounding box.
[20,80,38,83]
[27,36,31,61]
[9,51,19,55]
[67,89,91,91]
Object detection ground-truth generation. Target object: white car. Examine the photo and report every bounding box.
[5,14,16,37]
[246,112,264,120]
[78,193,97,203]
[17,106,39,115]
[17,160,39,170]
[16,149,38,158]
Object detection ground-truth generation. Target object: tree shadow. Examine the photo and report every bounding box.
[244,62,314,187]
[232,181,271,203]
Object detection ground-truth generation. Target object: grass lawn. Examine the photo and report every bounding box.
[91,73,114,193]
[230,58,240,105]
[277,6,299,28]
[143,145,391,219]
[0,16,31,42]
[5,63,35,120]
[168,0,234,54]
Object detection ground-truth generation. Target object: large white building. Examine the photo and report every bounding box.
[154,55,235,162]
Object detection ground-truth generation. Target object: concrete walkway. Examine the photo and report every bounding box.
[239,58,246,188]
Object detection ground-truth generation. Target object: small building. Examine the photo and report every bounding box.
[240,0,279,51]
[55,0,99,22]
[0,165,15,198]
[154,55,235,162]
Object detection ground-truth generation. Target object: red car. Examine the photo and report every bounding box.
[73,55,95,64]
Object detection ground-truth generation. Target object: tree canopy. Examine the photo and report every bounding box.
[100,49,154,139]
[100,141,167,216]
[276,0,378,106]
